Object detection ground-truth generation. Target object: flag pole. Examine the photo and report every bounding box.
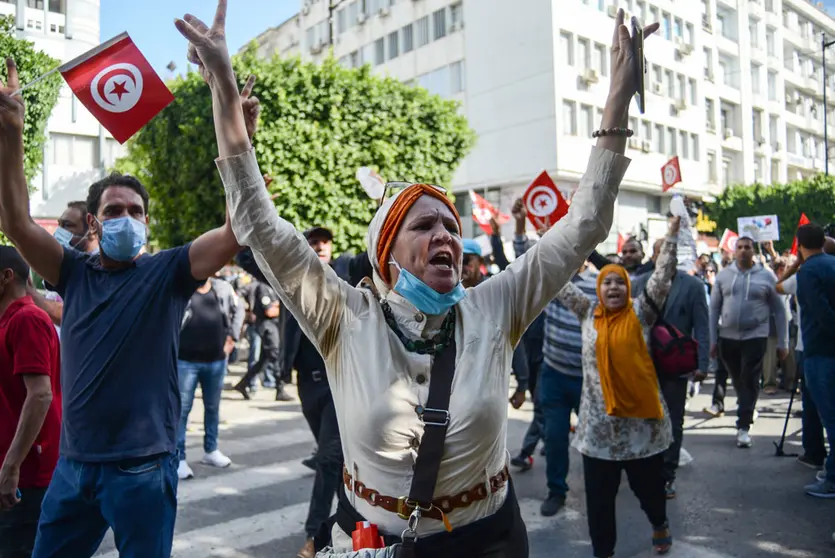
[10,66,61,96]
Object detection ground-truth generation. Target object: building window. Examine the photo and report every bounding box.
[705,98,715,129]
[560,32,574,66]
[361,43,373,65]
[642,120,652,141]
[306,27,315,49]
[388,31,399,59]
[755,156,764,182]
[767,71,777,100]
[680,131,689,159]
[418,65,451,97]
[374,38,385,65]
[654,124,664,152]
[49,0,65,13]
[432,9,447,40]
[450,61,465,94]
[563,101,577,136]
[662,12,672,40]
[703,48,713,79]
[691,134,700,161]
[337,9,347,34]
[677,74,686,100]
[339,55,351,68]
[51,133,97,168]
[751,64,761,94]
[27,0,44,8]
[666,70,675,97]
[350,50,360,67]
[652,64,662,85]
[685,23,694,45]
[689,78,697,105]
[449,3,463,31]
[667,127,677,156]
[749,18,759,47]
[347,1,359,25]
[595,43,608,76]
[771,159,780,183]
[579,104,594,138]
[578,38,590,69]
[707,150,717,182]
[402,24,414,53]
[674,17,683,38]
[766,27,775,55]
[416,16,430,47]
[722,158,731,186]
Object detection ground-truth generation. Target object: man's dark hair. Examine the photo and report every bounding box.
[87,173,150,217]
[736,236,755,247]
[797,223,826,251]
[622,237,643,252]
[0,246,30,286]
[66,200,89,221]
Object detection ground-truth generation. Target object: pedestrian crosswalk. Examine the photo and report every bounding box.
[90,380,739,558]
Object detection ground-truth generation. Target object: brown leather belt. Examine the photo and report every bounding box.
[342,466,510,522]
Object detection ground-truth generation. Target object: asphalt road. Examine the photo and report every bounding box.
[92,365,833,558]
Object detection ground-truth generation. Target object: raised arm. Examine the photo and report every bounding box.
[489,216,511,271]
[556,281,592,320]
[176,1,355,357]
[0,59,64,287]
[469,10,656,343]
[767,280,789,352]
[637,218,680,326]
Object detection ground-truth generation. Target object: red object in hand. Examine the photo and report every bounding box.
[59,32,174,143]
[352,521,385,550]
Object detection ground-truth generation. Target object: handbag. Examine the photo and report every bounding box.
[644,293,699,377]
[316,338,458,558]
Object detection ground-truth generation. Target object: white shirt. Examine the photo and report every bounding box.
[217,147,630,536]
[780,274,803,351]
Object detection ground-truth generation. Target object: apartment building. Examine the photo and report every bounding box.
[252,0,835,249]
[0,0,122,222]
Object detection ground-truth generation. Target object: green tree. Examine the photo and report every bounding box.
[706,175,835,251]
[0,15,62,244]
[116,47,476,253]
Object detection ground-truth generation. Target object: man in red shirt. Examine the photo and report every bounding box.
[0,246,61,557]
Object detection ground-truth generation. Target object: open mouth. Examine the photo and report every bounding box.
[429,252,453,271]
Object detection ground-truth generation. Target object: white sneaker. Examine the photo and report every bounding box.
[178,460,194,480]
[736,429,752,448]
[817,470,827,482]
[201,449,232,468]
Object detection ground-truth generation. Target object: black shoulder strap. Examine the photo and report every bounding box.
[408,337,457,507]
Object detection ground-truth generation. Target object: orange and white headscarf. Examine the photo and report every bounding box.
[366,184,461,288]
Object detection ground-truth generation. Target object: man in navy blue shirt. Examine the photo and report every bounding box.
[795,224,835,499]
[0,44,256,556]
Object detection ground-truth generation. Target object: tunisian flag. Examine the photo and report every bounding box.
[661,156,682,192]
[790,213,811,255]
[469,191,510,235]
[59,33,174,143]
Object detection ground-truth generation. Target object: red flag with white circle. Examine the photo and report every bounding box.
[469,191,510,235]
[661,156,682,192]
[522,171,568,230]
[719,229,738,253]
[59,32,174,144]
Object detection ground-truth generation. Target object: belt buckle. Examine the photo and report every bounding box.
[396,496,413,520]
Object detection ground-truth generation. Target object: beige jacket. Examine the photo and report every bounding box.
[216,147,630,537]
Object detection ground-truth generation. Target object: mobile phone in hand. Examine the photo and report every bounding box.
[631,16,646,114]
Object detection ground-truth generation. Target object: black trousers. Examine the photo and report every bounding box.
[711,364,729,411]
[583,453,667,558]
[719,337,767,430]
[0,486,47,558]
[319,480,528,557]
[299,377,343,539]
[237,321,281,389]
[659,376,688,482]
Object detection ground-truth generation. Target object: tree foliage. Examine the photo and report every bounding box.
[0,15,62,244]
[116,46,476,253]
[706,175,835,251]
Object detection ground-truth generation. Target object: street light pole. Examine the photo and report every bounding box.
[823,33,835,176]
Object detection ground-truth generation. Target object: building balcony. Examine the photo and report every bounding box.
[783,67,804,89]
[786,152,811,168]
[767,53,782,69]
[721,130,743,151]
[717,35,740,56]
[782,26,806,50]
[749,0,765,17]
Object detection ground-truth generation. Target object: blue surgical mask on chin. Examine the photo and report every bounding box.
[389,258,466,315]
[99,217,147,262]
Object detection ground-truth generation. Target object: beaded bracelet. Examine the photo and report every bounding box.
[592,127,634,138]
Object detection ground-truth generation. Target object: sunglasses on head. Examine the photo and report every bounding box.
[379,182,447,206]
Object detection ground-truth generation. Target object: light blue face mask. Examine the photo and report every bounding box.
[99,216,147,262]
[53,227,74,248]
[389,258,466,315]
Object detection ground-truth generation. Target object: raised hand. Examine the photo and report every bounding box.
[175,0,233,89]
[240,74,261,140]
[668,216,682,236]
[0,58,25,137]
[606,9,660,116]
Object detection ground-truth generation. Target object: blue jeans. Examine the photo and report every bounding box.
[247,325,262,370]
[177,359,227,460]
[804,355,835,482]
[799,352,827,464]
[539,363,583,498]
[32,453,178,557]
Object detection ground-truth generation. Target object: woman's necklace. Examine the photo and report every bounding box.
[380,300,456,355]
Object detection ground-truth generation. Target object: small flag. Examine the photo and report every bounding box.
[617,232,626,253]
[661,156,682,192]
[522,171,569,230]
[790,213,811,255]
[719,229,738,253]
[469,191,510,235]
[59,32,174,143]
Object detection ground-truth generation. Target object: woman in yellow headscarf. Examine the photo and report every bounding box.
[555,217,680,558]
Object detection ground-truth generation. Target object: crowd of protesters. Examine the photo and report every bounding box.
[1,3,835,558]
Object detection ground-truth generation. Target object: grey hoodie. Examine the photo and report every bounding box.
[710,262,788,348]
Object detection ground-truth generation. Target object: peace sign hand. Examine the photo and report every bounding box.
[0,58,25,137]
[240,75,261,140]
[607,8,660,115]
[175,0,233,89]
